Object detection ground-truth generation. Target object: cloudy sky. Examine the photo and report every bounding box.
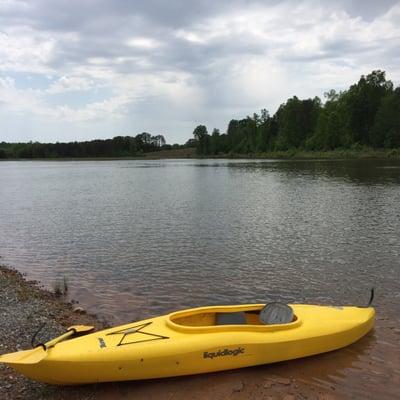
[1,0,399,144]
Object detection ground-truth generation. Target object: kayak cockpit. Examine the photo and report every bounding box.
[166,304,301,333]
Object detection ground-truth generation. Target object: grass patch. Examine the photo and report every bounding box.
[53,276,69,297]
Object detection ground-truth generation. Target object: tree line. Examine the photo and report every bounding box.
[1,70,398,159]
[192,70,400,155]
[0,133,168,159]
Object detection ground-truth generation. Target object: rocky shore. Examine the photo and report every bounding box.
[0,265,103,399]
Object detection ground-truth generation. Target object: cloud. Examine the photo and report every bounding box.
[126,37,162,49]
[0,28,55,74]
[47,76,97,94]
[0,76,43,113]
[0,0,399,143]
[53,94,132,121]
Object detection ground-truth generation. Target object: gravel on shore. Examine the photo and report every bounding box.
[0,265,104,400]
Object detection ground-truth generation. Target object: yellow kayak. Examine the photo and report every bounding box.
[0,302,375,385]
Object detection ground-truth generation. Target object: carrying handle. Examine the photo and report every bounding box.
[366,288,374,307]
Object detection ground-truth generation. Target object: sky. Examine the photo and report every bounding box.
[0,0,399,144]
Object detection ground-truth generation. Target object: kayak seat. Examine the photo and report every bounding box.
[216,312,247,325]
[259,303,294,325]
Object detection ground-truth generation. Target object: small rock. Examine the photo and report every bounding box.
[275,377,291,385]
[73,306,86,314]
[282,395,296,400]
[263,380,274,389]
[264,375,291,387]
[232,381,244,392]
[318,394,336,400]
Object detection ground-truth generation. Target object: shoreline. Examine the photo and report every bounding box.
[1,264,398,399]
[1,148,400,161]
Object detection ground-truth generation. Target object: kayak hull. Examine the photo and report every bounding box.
[1,304,375,384]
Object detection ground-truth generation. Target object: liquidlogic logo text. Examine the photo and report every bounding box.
[203,347,245,359]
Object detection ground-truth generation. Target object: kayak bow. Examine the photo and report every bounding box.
[0,325,94,365]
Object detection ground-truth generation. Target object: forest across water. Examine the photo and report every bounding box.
[192,70,400,156]
[1,70,399,159]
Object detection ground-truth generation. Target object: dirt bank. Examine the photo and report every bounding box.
[1,265,398,400]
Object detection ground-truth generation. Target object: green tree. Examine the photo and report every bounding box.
[193,125,209,154]
[372,87,400,148]
[346,70,393,146]
[275,97,321,150]
[226,119,240,152]
[210,128,220,155]
[307,91,350,150]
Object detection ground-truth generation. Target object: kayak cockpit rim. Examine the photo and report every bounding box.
[165,304,302,333]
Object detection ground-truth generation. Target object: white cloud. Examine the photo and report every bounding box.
[126,37,162,49]
[0,28,55,74]
[47,76,97,94]
[175,29,207,44]
[171,2,400,112]
[53,94,132,121]
[0,76,43,114]
[0,76,14,90]
[0,0,31,12]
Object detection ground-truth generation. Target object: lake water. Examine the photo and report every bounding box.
[0,159,399,397]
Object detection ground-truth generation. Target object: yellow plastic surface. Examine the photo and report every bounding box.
[0,304,375,384]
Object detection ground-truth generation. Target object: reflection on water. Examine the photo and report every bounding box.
[0,159,399,396]
[232,159,400,185]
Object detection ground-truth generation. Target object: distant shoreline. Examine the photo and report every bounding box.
[1,147,399,161]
